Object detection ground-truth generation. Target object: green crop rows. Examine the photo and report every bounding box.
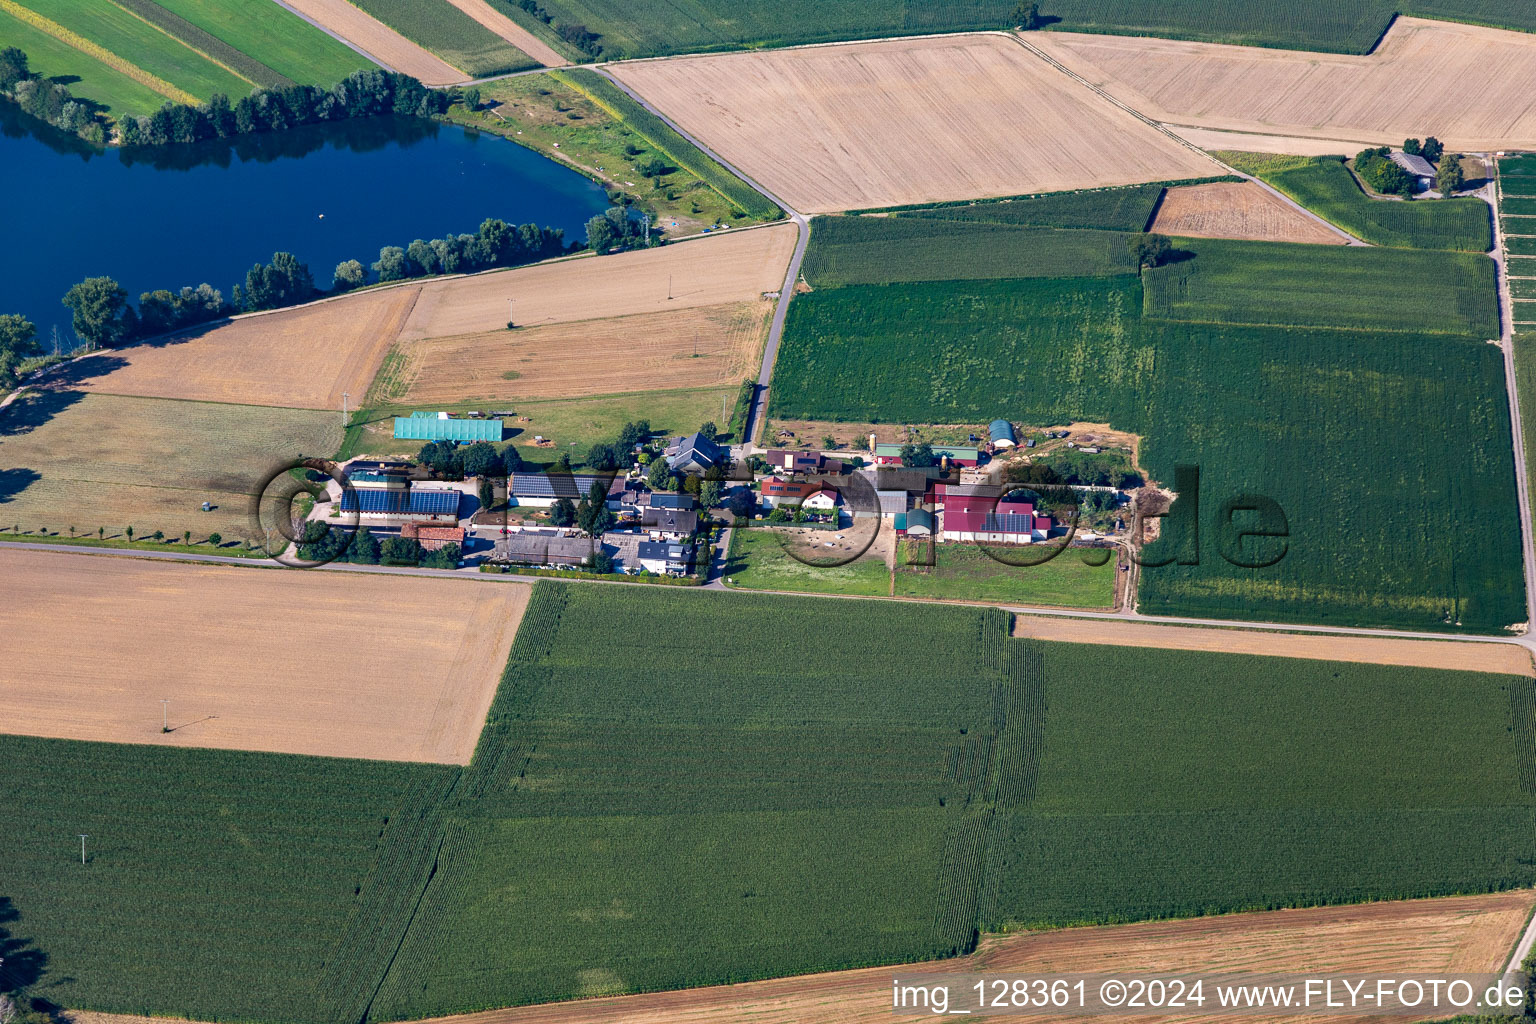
[347,0,539,76]
[9,586,1535,1019]
[148,0,374,86]
[771,265,1521,631]
[550,68,782,220]
[890,183,1167,229]
[1228,156,1492,251]
[109,0,294,89]
[0,736,457,1022]
[804,216,1137,286]
[1143,237,1498,336]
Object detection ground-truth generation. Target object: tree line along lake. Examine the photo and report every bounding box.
[2,105,611,345]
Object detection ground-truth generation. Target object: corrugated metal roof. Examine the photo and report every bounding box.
[393,416,503,441]
[989,419,1015,442]
[873,443,980,459]
[340,489,459,515]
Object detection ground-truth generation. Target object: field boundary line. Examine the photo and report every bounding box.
[1007,32,1365,246]
[0,0,201,105]
[102,0,259,89]
[1491,165,1536,633]
[263,0,396,73]
[591,66,809,444]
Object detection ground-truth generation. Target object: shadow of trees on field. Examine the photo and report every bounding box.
[0,468,42,505]
[0,389,87,440]
[0,897,48,992]
[30,354,129,393]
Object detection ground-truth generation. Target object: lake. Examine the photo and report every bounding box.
[1,106,611,343]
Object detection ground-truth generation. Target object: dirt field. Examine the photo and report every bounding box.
[610,35,1222,214]
[79,891,1526,1024]
[1032,17,1536,151]
[0,390,342,542]
[1151,182,1346,244]
[45,287,419,411]
[281,0,467,84]
[0,548,528,762]
[398,225,796,342]
[384,300,770,404]
[442,0,566,66]
[1012,615,1533,675]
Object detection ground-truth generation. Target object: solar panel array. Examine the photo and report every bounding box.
[339,489,460,515]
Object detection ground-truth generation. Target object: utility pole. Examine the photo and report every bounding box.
[77,835,88,865]
[342,392,349,426]
[161,699,170,733]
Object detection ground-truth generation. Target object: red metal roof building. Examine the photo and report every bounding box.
[936,489,1054,543]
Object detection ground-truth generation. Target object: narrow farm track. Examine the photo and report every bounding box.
[1491,166,1536,631]
[591,67,810,444]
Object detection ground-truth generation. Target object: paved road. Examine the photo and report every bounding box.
[592,67,812,445]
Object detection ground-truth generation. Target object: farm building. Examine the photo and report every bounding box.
[608,485,698,516]
[803,489,841,511]
[494,532,593,567]
[640,508,699,539]
[637,540,690,575]
[393,412,504,442]
[989,420,1017,449]
[338,486,460,524]
[665,431,726,473]
[762,449,826,474]
[508,473,613,508]
[760,477,822,508]
[941,497,1054,544]
[400,524,464,552]
[896,507,935,537]
[872,443,980,467]
[1390,151,1437,188]
[876,489,910,514]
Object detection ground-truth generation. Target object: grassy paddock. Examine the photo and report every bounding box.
[1143,236,1498,337]
[347,0,538,76]
[1225,155,1491,251]
[724,526,893,596]
[894,542,1117,607]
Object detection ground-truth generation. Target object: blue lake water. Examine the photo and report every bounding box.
[1,107,611,341]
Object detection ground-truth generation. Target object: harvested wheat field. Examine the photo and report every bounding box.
[0,391,341,542]
[610,34,1221,214]
[47,287,419,411]
[281,0,466,84]
[1173,126,1370,157]
[1151,182,1346,244]
[1032,17,1536,152]
[73,892,1517,1024]
[1012,615,1532,674]
[384,301,770,404]
[0,547,528,762]
[398,224,796,342]
[443,0,566,66]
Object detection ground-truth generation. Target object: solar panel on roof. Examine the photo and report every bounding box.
[339,489,458,515]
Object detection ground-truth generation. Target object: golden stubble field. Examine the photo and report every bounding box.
[0,548,530,763]
[1012,615,1533,675]
[79,893,1512,1024]
[48,286,420,411]
[442,0,566,66]
[281,0,466,84]
[610,34,1222,214]
[384,300,771,404]
[397,224,797,342]
[1032,17,1536,151]
[1151,182,1346,244]
[0,390,342,541]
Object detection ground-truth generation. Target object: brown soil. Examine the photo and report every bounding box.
[45,287,419,411]
[1012,615,1533,675]
[611,34,1221,214]
[69,892,1534,1024]
[1151,181,1346,244]
[0,548,529,762]
[281,0,466,84]
[385,300,771,404]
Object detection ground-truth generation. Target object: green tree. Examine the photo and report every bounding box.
[1422,136,1444,163]
[347,526,380,564]
[576,479,615,537]
[1437,153,1465,196]
[591,550,615,574]
[698,421,718,442]
[125,525,134,542]
[478,476,495,511]
[62,277,132,348]
[1403,138,1421,155]
[461,440,500,477]
[550,497,576,527]
[461,86,481,110]
[1011,2,1043,29]
[422,542,461,569]
[152,530,163,541]
[646,454,675,491]
[900,442,937,468]
[381,536,421,566]
[373,246,409,282]
[97,526,104,539]
[208,531,221,546]
[0,46,30,92]
[333,259,366,291]
[1130,232,1172,269]
[182,530,191,545]
[700,479,723,508]
[727,488,755,519]
[0,314,40,388]
[585,212,619,253]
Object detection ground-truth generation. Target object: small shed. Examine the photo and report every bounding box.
[904,507,935,537]
[989,419,1017,449]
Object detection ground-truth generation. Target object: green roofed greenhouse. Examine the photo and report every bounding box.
[393,414,504,442]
